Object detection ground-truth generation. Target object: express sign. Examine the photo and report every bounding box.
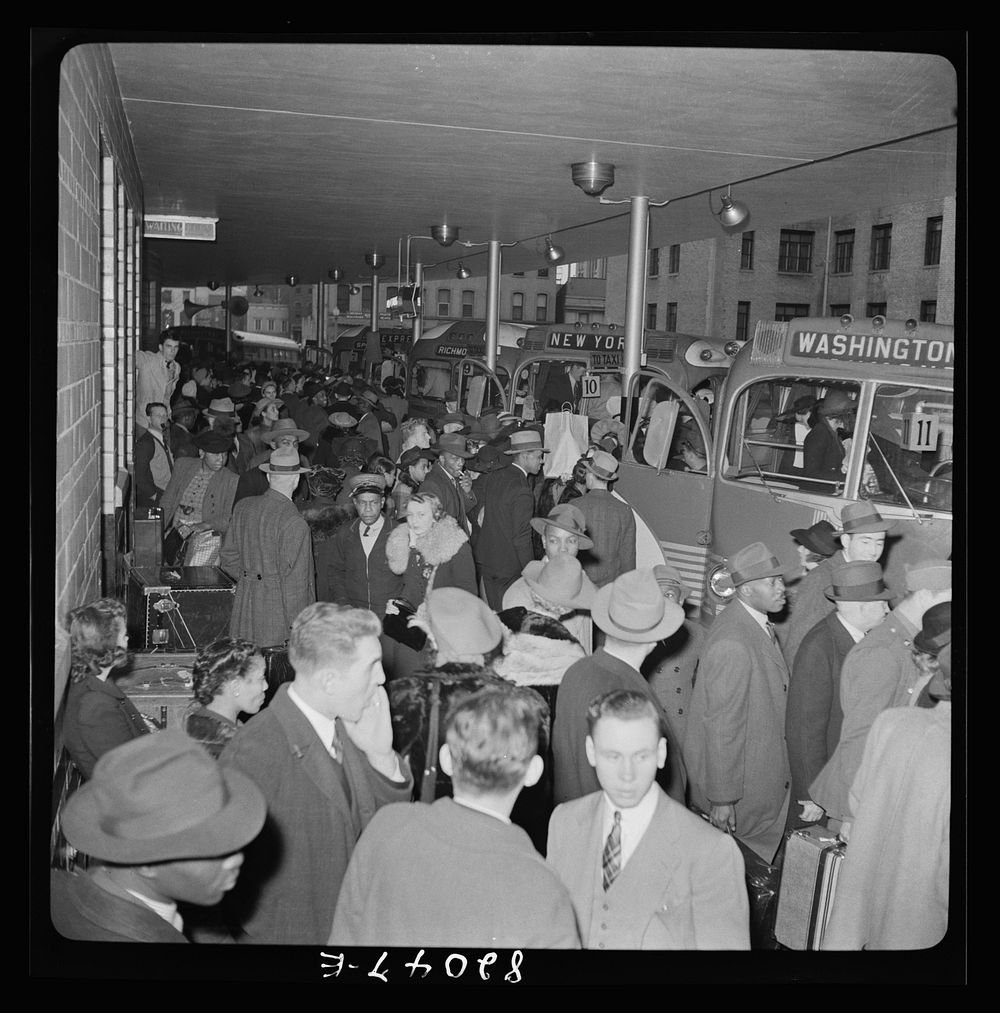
[547,332,626,352]
[791,330,954,369]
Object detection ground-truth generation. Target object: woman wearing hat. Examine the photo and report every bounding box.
[245,395,286,457]
[158,428,240,567]
[184,638,269,760]
[802,388,855,487]
[392,446,438,521]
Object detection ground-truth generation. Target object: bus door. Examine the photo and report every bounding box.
[457,359,506,418]
[616,370,715,606]
[702,317,954,622]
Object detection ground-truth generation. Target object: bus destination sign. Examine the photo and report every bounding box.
[791,330,954,369]
[436,343,485,358]
[548,332,626,352]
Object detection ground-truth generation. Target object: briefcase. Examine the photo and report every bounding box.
[774,824,846,950]
[117,651,197,731]
[126,564,236,650]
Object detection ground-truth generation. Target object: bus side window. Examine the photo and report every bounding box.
[627,375,686,469]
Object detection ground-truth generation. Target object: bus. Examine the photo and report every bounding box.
[230,330,304,367]
[698,314,955,624]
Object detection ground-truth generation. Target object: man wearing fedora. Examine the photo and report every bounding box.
[168,397,201,461]
[782,500,893,669]
[785,560,891,829]
[221,447,315,647]
[296,383,332,459]
[548,690,749,950]
[233,417,311,505]
[51,730,266,942]
[419,432,479,537]
[809,559,951,829]
[683,542,792,864]
[474,428,549,609]
[576,450,636,589]
[221,602,412,945]
[913,601,952,708]
[327,473,403,620]
[134,402,174,509]
[802,387,855,488]
[552,568,687,807]
[332,684,579,949]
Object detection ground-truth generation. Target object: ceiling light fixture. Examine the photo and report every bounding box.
[365,252,385,270]
[349,284,361,296]
[430,225,460,247]
[571,161,616,197]
[456,263,472,280]
[544,235,565,263]
[285,274,298,286]
[709,185,750,228]
[207,280,219,291]
[328,268,343,282]
[252,285,264,297]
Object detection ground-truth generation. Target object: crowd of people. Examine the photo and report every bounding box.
[52,347,955,953]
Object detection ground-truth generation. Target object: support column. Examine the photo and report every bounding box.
[623,196,650,392]
[413,262,424,342]
[485,240,502,373]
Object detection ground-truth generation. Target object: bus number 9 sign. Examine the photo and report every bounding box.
[581,374,601,399]
[901,412,939,452]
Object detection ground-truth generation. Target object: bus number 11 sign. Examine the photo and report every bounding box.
[901,412,939,452]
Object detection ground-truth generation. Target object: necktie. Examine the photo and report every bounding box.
[363,525,372,537]
[602,810,622,891]
[765,622,776,644]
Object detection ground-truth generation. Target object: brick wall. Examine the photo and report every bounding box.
[55,44,142,716]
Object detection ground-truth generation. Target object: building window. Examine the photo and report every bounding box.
[387,286,398,302]
[462,290,474,318]
[740,232,754,270]
[665,302,678,331]
[648,248,660,277]
[279,320,286,332]
[925,216,943,266]
[161,288,173,303]
[736,301,750,341]
[646,303,657,329]
[668,244,680,274]
[591,258,607,280]
[437,289,451,317]
[778,230,814,273]
[536,293,548,322]
[866,302,887,318]
[537,268,550,278]
[362,285,372,315]
[919,300,937,323]
[182,290,191,301]
[870,224,892,271]
[254,319,262,331]
[829,303,851,319]
[267,318,274,330]
[775,303,810,321]
[833,230,855,274]
[512,292,524,321]
[337,285,351,313]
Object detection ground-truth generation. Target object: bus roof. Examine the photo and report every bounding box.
[231,330,302,350]
[413,320,530,353]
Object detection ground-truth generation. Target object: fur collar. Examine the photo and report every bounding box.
[386,514,469,574]
[493,628,585,686]
[302,503,356,541]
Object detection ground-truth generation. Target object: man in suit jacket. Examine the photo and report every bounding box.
[785,560,891,829]
[576,451,636,588]
[327,473,402,617]
[552,569,687,807]
[417,431,477,531]
[548,690,749,949]
[474,429,548,609]
[332,684,579,949]
[220,602,412,944]
[683,542,791,865]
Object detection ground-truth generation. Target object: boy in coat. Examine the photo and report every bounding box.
[547,690,749,949]
[331,684,579,949]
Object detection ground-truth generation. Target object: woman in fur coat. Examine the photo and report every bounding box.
[297,466,351,602]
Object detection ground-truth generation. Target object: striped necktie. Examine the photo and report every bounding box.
[602,810,622,891]
[765,621,776,644]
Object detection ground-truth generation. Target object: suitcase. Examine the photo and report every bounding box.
[126,564,236,650]
[133,507,164,568]
[774,824,846,950]
[118,651,197,731]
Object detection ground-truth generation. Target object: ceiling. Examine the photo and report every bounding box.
[108,41,959,287]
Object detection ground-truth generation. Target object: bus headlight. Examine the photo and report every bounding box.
[724,340,742,357]
[708,565,736,601]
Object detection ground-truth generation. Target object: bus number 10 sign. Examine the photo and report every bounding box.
[581,374,602,399]
[901,412,939,452]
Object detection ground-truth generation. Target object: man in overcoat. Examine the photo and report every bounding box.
[683,542,792,864]
[474,429,548,609]
[221,447,315,647]
[575,451,636,589]
[418,432,478,535]
[547,690,749,950]
[220,602,412,945]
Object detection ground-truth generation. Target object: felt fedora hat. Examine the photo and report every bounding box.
[193,429,235,454]
[529,503,594,550]
[436,433,475,458]
[591,568,685,643]
[913,601,952,656]
[729,542,786,586]
[264,418,310,445]
[61,730,266,864]
[835,501,893,535]
[583,450,619,481]
[504,430,550,455]
[258,446,311,474]
[467,443,509,474]
[170,397,199,417]
[522,554,596,611]
[903,559,952,593]
[790,519,840,557]
[203,397,237,418]
[425,587,504,663]
[824,560,894,602]
[399,446,439,468]
[228,380,252,400]
[254,396,284,414]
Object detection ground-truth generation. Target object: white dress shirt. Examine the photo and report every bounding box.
[359,514,385,559]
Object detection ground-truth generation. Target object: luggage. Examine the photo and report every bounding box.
[117,651,197,731]
[126,564,236,650]
[775,824,846,950]
[133,507,164,567]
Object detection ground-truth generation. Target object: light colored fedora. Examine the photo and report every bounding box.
[591,568,685,643]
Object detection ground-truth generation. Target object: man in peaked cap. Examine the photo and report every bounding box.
[474,429,549,609]
[785,559,892,829]
[810,558,951,829]
[419,432,479,538]
[782,500,893,669]
[683,542,792,864]
[552,568,687,808]
[51,730,266,942]
[576,450,636,589]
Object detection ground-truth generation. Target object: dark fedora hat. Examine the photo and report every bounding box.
[170,397,199,417]
[913,601,951,656]
[824,560,894,602]
[467,443,509,474]
[436,433,474,458]
[818,389,856,417]
[193,429,235,454]
[529,502,594,550]
[729,542,786,586]
[61,730,266,864]
[790,519,839,557]
[399,446,439,469]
